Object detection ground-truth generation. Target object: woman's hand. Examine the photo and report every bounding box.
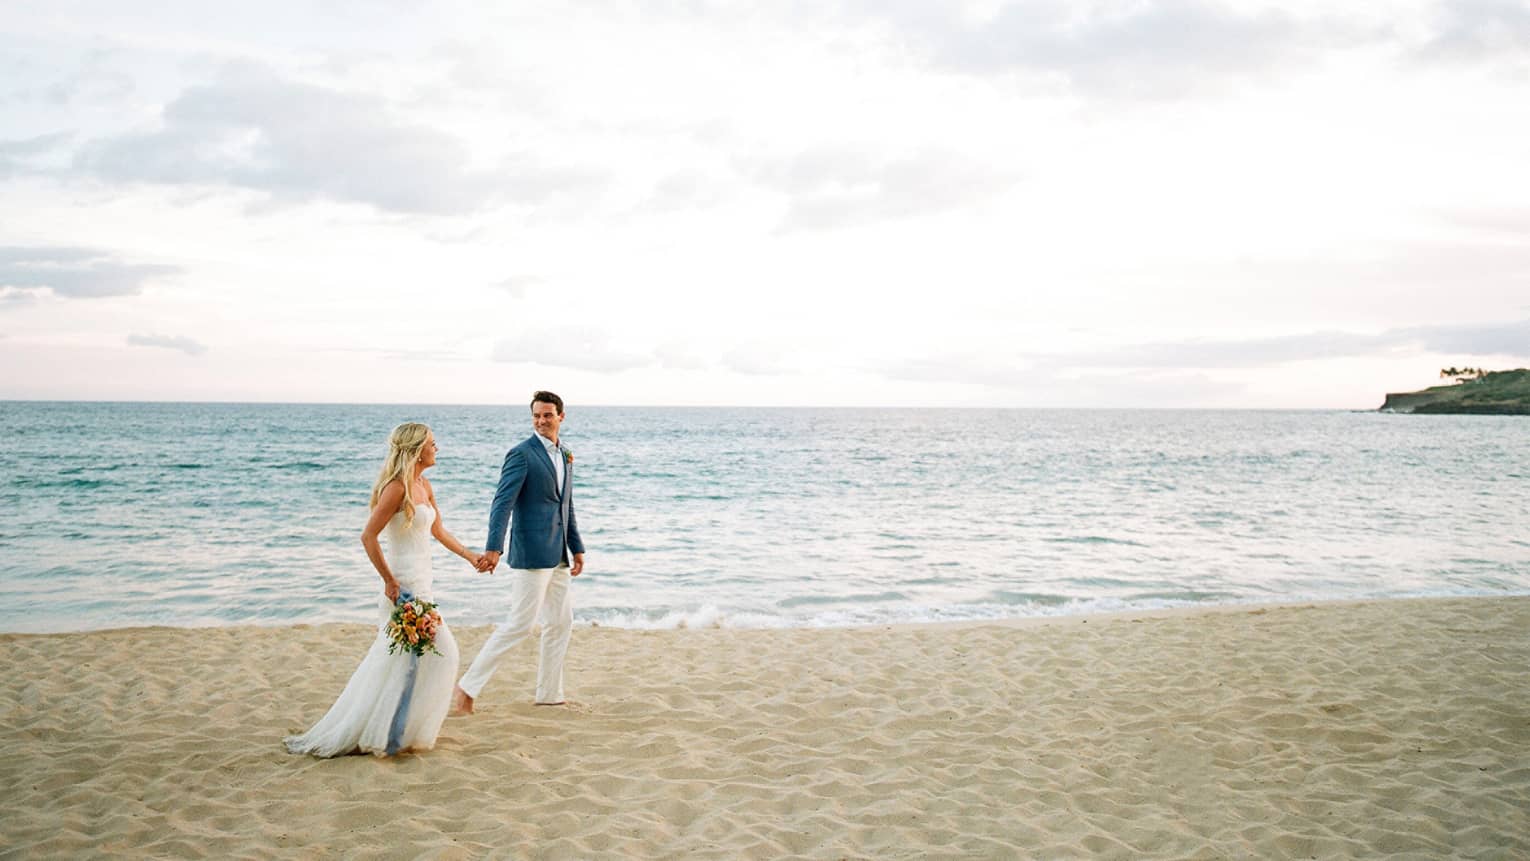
[467,552,488,571]
[382,576,401,603]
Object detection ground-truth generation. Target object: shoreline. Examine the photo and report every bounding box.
[5,595,1527,857]
[9,591,1530,638]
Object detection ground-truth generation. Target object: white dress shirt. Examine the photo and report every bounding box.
[537,433,564,494]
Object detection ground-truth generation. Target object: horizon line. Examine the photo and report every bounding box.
[0,397,1371,411]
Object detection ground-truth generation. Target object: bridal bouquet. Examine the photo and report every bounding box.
[387,593,443,657]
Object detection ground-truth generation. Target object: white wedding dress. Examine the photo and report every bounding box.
[285,503,460,757]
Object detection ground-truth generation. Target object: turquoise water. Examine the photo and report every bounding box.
[3,402,1528,633]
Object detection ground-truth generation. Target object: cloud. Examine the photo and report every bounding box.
[0,246,180,298]
[1058,330,1389,369]
[42,46,135,105]
[492,327,655,373]
[74,62,603,215]
[1189,241,1530,320]
[0,132,70,178]
[0,38,135,107]
[876,351,1244,404]
[127,333,207,356]
[0,288,38,308]
[746,148,1017,231]
[1044,318,1530,369]
[1416,0,1530,63]
[1398,319,1530,357]
[857,0,1317,98]
[870,319,1530,395]
[0,132,69,157]
[858,0,1526,94]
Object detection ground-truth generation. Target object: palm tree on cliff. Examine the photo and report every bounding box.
[1440,367,1486,383]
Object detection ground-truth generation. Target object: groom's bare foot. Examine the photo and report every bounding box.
[449,686,474,716]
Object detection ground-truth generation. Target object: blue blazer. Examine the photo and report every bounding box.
[485,435,584,569]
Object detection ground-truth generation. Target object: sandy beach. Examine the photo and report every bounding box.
[3,596,1527,859]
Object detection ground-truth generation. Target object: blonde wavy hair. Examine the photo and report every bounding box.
[370,422,431,525]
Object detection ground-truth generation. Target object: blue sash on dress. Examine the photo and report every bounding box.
[386,591,420,755]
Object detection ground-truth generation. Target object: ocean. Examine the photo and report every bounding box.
[3,402,1527,634]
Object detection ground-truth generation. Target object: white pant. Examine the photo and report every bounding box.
[459,564,573,703]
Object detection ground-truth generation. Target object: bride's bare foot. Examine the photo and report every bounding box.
[449,686,474,716]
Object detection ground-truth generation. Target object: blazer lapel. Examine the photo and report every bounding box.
[527,436,558,489]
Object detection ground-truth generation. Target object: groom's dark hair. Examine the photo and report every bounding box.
[530,390,564,415]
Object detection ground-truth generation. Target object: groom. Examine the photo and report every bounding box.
[451,390,585,715]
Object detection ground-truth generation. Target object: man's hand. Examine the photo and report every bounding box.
[477,551,501,573]
[570,553,584,577]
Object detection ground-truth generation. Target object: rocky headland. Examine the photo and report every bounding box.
[1380,368,1530,414]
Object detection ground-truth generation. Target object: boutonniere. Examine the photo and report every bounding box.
[561,446,573,465]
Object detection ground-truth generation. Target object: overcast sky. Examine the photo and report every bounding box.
[2,0,1527,407]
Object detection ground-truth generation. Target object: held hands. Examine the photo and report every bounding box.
[465,551,577,574]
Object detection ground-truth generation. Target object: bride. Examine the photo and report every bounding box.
[286,422,481,757]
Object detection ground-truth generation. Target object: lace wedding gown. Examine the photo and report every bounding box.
[285,502,460,757]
